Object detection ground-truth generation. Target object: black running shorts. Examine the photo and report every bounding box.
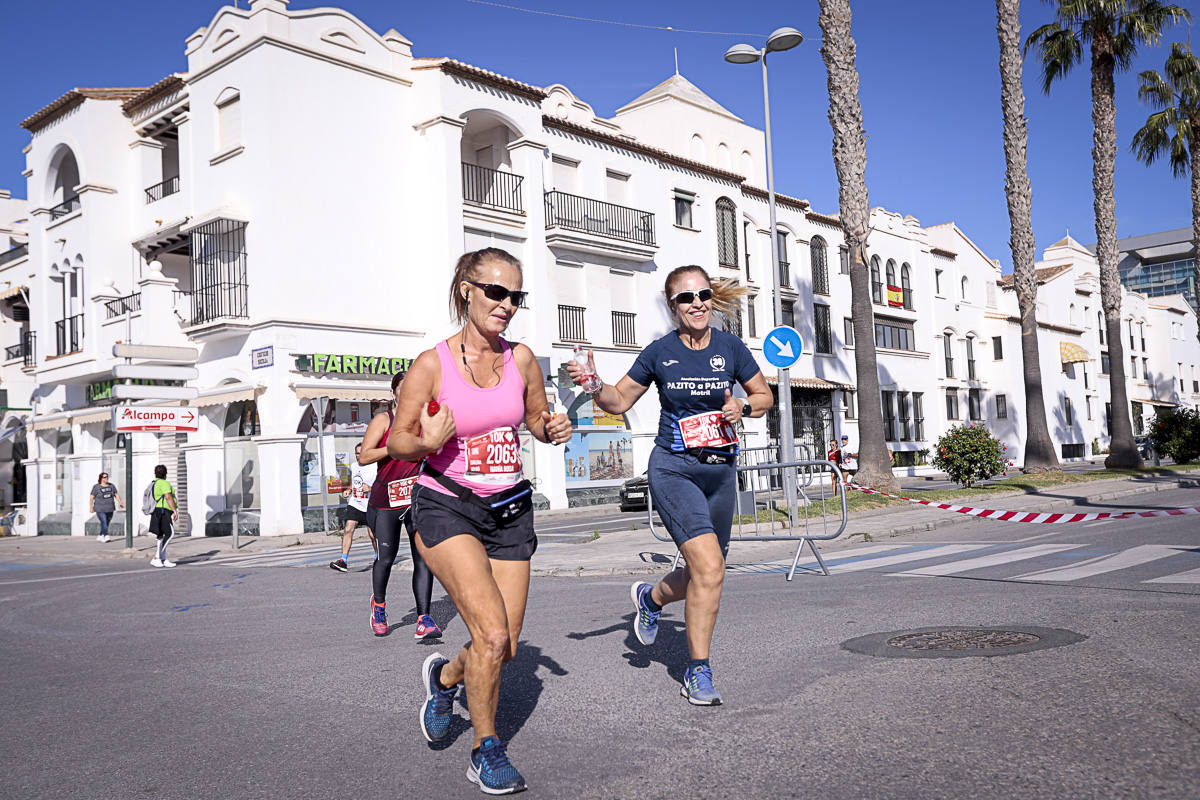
[342,506,368,525]
[409,483,536,561]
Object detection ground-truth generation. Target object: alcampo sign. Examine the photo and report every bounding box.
[113,406,200,433]
[294,353,412,379]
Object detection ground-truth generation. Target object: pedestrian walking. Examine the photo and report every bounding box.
[840,435,858,485]
[363,371,436,639]
[391,247,571,794]
[89,472,124,543]
[148,465,178,568]
[568,264,772,706]
[329,443,378,572]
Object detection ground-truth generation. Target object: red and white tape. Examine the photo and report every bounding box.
[846,483,1200,524]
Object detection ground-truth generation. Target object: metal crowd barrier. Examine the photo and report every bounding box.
[647,457,849,581]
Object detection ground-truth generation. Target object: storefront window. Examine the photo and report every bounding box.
[297,397,381,529]
[561,388,633,485]
[100,422,127,501]
[54,428,72,513]
[225,401,261,510]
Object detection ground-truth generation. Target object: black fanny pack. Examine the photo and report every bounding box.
[423,464,533,524]
[685,447,736,465]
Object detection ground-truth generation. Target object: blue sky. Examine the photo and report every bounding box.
[2,0,1196,269]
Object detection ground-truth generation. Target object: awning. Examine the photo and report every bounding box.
[1134,397,1177,408]
[1059,341,1090,364]
[192,384,261,408]
[765,375,856,392]
[0,285,28,301]
[31,412,71,431]
[70,408,113,426]
[291,381,393,402]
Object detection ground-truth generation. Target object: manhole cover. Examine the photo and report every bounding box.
[842,626,1086,659]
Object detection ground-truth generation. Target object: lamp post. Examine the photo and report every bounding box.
[726,27,803,514]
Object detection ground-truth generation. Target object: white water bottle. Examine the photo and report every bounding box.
[573,346,602,394]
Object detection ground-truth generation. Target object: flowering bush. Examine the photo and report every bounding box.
[931,424,1007,488]
[1148,408,1200,465]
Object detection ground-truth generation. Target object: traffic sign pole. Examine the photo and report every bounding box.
[125,433,134,550]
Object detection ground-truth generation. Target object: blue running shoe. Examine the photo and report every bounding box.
[467,736,526,795]
[420,652,459,742]
[680,663,723,706]
[630,581,659,646]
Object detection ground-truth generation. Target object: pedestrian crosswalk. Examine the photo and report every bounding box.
[736,541,1200,585]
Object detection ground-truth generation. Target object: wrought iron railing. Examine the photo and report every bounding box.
[4,330,33,365]
[183,218,249,325]
[145,175,180,204]
[48,196,81,220]
[55,314,83,355]
[544,191,655,246]
[0,243,28,267]
[558,305,586,343]
[778,259,790,287]
[105,292,142,319]
[462,163,523,213]
[612,311,636,347]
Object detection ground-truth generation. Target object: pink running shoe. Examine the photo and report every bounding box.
[370,595,388,636]
[414,614,442,640]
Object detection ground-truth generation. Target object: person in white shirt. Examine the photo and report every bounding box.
[839,435,858,486]
[329,443,378,571]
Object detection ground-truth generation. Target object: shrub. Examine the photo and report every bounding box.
[931,424,1008,488]
[1148,408,1200,465]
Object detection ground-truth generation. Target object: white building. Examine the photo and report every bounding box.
[7,0,1200,537]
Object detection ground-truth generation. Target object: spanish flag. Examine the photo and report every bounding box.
[887,285,904,307]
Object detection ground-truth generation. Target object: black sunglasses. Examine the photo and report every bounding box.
[468,281,528,307]
[670,288,713,305]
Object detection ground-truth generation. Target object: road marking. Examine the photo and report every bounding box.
[1011,544,1186,582]
[0,567,160,585]
[824,544,992,574]
[1144,562,1200,584]
[891,544,1084,577]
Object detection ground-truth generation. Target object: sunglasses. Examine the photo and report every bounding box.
[468,281,527,307]
[100,475,109,479]
[670,288,713,305]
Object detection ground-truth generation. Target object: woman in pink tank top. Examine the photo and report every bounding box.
[387,248,571,793]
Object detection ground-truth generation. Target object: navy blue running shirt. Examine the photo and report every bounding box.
[626,328,761,452]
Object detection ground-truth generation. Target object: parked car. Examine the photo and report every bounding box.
[619,472,649,512]
[1134,435,1152,459]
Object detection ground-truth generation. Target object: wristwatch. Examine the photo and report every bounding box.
[742,402,753,418]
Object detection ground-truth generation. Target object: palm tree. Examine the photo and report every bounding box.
[997,0,1061,473]
[817,0,897,491]
[1132,41,1200,341]
[1026,0,1189,468]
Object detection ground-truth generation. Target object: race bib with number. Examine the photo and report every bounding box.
[464,426,523,485]
[386,476,418,509]
[678,411,736,449]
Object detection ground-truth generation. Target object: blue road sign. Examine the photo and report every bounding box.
[763,325,804,369]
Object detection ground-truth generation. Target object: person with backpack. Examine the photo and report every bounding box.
[146,464,179,568]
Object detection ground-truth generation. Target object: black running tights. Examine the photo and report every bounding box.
[370,507,433,614]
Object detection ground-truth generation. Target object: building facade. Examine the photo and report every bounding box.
[1089,227,1198,316]
[5,0,1200,537]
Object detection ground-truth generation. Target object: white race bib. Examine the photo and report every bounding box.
[386,476,418,509]
[464,426,523,485]
[678,411,737,449]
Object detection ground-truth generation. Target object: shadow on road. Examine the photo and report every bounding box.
[391,594,460,636]
[567,612,690,685]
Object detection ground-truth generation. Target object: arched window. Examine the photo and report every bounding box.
[1069,303,1076,325]
[961,276,969,302]
[690,133,706,162]
[885,259,896,289]
[1098,311,1105,344]
[715,197,738,268]
[216,87,242,150]
[901,263,913,309]
[870,256,882,304]
[46,146,82,215]
[943,331,955,377]
[810,236,829,295]
[716,142,731,169]
[966,335,977,379]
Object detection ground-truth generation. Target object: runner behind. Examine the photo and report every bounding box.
[329,443,378,571]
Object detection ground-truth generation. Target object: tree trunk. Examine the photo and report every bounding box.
[818,0,897,491]
[1192,118,1200,344]
[996,0,1059,473]
[1091,34,1141,468]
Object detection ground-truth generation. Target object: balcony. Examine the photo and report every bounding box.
[462,163,523,214]
[544,191,656,260]
[55,314,83,356]
[105,292,142,319]
[4,330,34,366]
[612,310,636,347]
[0,243,28,267]
[48,196,81,221]
[778,259,790,287]
[145,176,180,204]
[178,218,250,332]
[558,305,586,343]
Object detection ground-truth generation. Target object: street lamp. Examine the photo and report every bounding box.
[725,27,803,512]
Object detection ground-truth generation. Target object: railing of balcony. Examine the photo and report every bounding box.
[544,191,656,246]
[105,292,142,319]
[558,305,586,343]
[145,175,181,204]
[462,163,524,214]
[55,314,83,355]
[4,330,34,366]
[778,259,790,287]
[612,311,636,347]
[0,243,28,267]
[184,218,249,325]
[48,196,81,220]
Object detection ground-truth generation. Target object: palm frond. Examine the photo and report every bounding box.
[1136,68,1175,109]
[1026,23,1083,93]
[1163,42,1200,109]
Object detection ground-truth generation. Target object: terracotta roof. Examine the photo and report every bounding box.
[930,246,957,258]
[998,263,1072,288]
[740,184,809,211]
[122,74,187,116]
[542,116,745,184]
[21,87,148,133]
[413,58,547,102]
[805,211,844,229]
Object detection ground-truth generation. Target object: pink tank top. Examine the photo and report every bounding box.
[418,338,527,498]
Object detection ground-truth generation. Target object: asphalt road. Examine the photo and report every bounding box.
[2,486,1198,799]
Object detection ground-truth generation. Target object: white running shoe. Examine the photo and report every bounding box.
[150,558,163,567]
[162,559,177,568]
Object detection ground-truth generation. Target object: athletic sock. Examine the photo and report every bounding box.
[643,590,662,613]
[339,553,349,562]
[687,658,710,672]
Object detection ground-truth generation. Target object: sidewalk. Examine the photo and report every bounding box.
[2,470,1197,576]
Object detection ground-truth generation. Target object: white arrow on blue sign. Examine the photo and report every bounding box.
[763,325,804,369]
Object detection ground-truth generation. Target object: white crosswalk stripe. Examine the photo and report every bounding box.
[1011,544,1186,582]
[891,543,1086,577]
[826,544,991,574]
[1144,565,1200,584]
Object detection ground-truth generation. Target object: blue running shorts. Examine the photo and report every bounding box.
[647,445,736,556]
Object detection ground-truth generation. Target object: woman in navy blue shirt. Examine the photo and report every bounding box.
[569,264,772,705]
